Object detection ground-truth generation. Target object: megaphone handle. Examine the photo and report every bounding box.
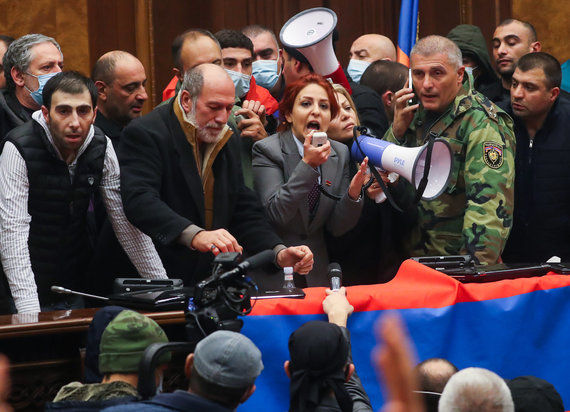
[369,164,404,213]
[326,64,352,95]
[413,131,437,204]
[352,125,403,213]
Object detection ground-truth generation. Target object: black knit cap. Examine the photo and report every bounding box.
[288,320,352,412]
[507,375,564,412]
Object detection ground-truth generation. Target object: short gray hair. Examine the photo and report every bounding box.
[3,33,62,91]
[182,65,205,107]
[411,35,462,69]
[439,367,514,412]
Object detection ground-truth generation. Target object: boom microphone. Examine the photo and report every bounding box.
[218,250,276,281]
[50,285,109,301]
[328,262,342,291]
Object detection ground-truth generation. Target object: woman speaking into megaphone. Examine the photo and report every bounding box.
[252,74,368,286]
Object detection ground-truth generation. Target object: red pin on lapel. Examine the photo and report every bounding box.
[325,180,332,186]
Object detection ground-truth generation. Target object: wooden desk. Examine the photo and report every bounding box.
[0,308,186,411]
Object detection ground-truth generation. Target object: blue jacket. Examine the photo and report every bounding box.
[102,391,232,412]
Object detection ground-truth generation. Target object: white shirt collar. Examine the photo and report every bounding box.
[292,132,305,158]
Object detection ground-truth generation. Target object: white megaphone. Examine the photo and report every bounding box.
[280,7,341,78]
[351,135,453,200]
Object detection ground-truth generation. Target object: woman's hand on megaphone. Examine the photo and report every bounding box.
[302,133,331,168]
[392,87,419,140]
[348,157,369,200]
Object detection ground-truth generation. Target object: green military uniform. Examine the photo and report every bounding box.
[52,380,139,402]
[385,74,515,265]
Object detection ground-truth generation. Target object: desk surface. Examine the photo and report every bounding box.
[0,308,185,339]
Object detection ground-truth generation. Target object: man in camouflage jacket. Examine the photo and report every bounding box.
[384,35,515,265]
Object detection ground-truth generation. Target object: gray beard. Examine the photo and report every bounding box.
[184,110,225,144]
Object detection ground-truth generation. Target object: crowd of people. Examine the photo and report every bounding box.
[0,9,568,412]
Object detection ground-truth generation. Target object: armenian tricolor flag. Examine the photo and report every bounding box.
[240,260,570,410]
[397,0,419,67]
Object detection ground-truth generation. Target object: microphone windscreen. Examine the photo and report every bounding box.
[328,262,342,279]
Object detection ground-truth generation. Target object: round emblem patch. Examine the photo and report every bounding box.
[483,142,503,169]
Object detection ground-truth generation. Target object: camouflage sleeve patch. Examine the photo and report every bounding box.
[483,142,504,169]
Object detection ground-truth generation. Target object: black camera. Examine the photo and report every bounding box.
[185,252,256,343]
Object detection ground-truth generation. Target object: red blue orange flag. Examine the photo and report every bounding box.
[241,260,570,410]
[397,0,419,67]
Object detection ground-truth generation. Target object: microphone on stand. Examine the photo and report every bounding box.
[50,286,109,301]
[328,263,342,291]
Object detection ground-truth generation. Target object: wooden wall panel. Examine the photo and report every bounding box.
[0,0,515,109]
[87,0,137,67]
[513,0,570,63]
[414,0,511,71]
[0,0,89,74]
[150,0,401,102]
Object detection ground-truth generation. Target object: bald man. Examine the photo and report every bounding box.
[119,63,314,285]
[92,50,148,149]
[161,29,222,102]
[89,51,150,289]
[348,34,397,83]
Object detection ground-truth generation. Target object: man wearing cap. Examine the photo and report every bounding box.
[507,375,565,412]
[50,309,169,407]
[106,330,263,411]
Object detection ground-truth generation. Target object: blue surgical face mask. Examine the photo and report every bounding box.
[252,59,280,89]
[25,72,59,106]
[347,59,371,83]
[225,69,251,98]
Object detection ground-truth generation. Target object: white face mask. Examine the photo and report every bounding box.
[347,59,371,83]
[225,68,251,98]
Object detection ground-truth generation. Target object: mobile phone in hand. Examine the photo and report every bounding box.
[407,68,418,106]
[312,132,328,147]
[236,114,248,126]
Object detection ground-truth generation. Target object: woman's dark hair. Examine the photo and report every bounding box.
[278,73,340,132]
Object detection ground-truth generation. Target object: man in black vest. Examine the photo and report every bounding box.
[500,53,570,263]
[0,71,166,314]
